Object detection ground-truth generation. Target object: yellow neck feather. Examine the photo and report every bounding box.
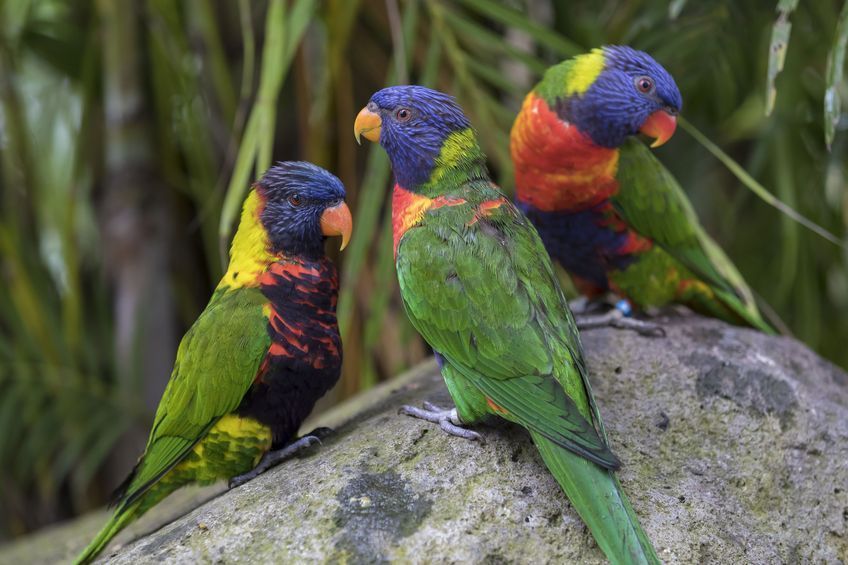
[566,48,606,96]
[217,189,277,289]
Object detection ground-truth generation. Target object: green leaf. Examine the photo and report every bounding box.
[669,0,689,20]
[444,8,547,75]
[764,0,799,116]
[680,117,844,248]
[219,0,317,258]
[824,1,848,149]
[456,0,581,57]
[336,0,420,341]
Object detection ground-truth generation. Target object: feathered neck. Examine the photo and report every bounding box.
[217,190,280,289]
[396,128,490,197]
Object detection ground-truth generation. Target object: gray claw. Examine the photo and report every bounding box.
[399,402,483,443]
[576,309,665,337]
[439,419,483,442]
[229,434,322,489]
[422,400,445,412]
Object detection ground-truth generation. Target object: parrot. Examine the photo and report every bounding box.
[355,86,659,564]
[75,161,353,564]
[511,45,779,334]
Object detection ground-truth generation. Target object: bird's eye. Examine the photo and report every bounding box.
[635,76,655,94]
[394,107,412,122]
[288,195,302,207]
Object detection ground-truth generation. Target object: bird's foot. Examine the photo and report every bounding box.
[568,296,590,315]
[229,434,322,489]
[568,292,630,316]
[301,426,335,441]
[399,401,484,443]
[568,296,609,316]
[575,301,666,337]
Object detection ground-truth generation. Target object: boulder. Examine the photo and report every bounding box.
[1,315,846,563]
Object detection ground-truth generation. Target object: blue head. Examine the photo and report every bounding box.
[537,46,683,148]
[354,85,476,188]
[257,161,351,257]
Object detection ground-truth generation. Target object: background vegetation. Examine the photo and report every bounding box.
[0,0,846,540]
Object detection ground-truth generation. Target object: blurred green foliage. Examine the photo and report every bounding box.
[0,0,845,540]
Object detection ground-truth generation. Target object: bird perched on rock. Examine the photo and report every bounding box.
[76,161,352,564]
[511,45,778,334]
[355,85,658,564]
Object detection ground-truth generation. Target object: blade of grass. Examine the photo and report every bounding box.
[765,0,799,116]
[773,131,799,302]
[336,0,420,339]
[219,0,317,256]
[359,16,444,390]
[444,8,547,75]
[669,0,689,20]
[385,0,407,84]
[429,0,511,173]
[189,0,237,124]
[456,0,582,58]
[464,54,526,95]
[256,0,315,173]
[680,117,845,247]
[824,0,848,149]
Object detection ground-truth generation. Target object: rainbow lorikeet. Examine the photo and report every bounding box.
[75,162,352,564]
[355,86,659,564]
[511,45,778,334]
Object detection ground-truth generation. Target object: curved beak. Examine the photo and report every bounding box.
[639,109,678,148]
[320,201,353,251]
[354,106,382,145]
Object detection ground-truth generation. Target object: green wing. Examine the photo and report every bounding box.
[614,139,774,332]
[397,184,619,469]
[120,286,270,506]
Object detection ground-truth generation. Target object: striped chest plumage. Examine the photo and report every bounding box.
[237,258,342,445]
[511,93,652,292]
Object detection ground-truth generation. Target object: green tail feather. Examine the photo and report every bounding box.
[74,480,176,564]
[531,431,659,565]
[73,505,138,565]
[702,288,779,335]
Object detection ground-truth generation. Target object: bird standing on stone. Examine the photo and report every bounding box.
[355,85,659,564]
[76,162,352,564]
[511,45,778,334]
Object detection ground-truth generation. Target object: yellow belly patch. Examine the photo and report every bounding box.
[173,414,273,484]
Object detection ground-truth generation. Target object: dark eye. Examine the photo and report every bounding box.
[288,194,302,207]
[394,107,412,122]
[635,76,654,94]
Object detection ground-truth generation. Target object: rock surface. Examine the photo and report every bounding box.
[1,315,847,564]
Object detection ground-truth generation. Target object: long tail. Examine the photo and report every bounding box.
[74,480,176,564]
[712,288,779,335]
[531,431,660,565]
[73,504,139,565]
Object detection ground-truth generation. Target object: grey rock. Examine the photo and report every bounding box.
[1,315,846,564]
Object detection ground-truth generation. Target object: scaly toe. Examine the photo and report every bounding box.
[611,317,666,337]
[439,419,484,443]
[399,402,483,443]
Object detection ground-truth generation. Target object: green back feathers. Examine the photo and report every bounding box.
[396,178,619,469]
[117,287,270,507]
[614,139,776,333]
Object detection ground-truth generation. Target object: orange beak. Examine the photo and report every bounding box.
[354,106,382,145]
[639,109,678,148]
[320,201,353,251]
